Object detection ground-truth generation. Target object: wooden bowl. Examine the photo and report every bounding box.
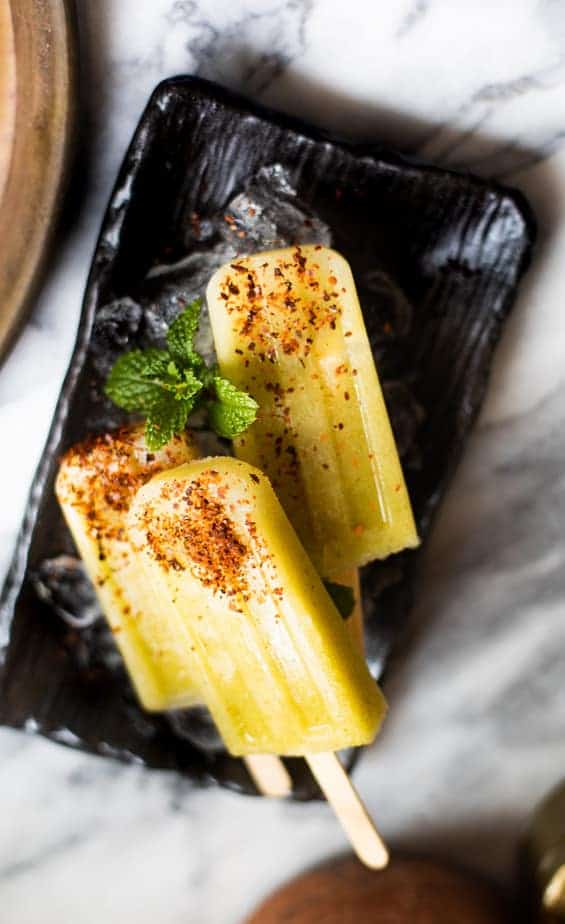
[244,855,511,923]
[0,0,76,359]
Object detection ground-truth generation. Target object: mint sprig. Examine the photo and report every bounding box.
[104,299,258,450]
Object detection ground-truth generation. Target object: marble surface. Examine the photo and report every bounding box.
[1,1,564,921]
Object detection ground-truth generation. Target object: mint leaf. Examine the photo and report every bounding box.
[166,300,202,368]
[104,350,203,414]
[104,349,172,412]
[324,581,355,620]
[166,359,181,380]
[141,350,173,377]
[105,300,259,446]
[208,377,258,438]
[145,395,195,451]
[176,367,204,402]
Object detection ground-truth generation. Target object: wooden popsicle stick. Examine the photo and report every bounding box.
[244,754,292,798]
[543,864,565,913]
[306,751,389,870]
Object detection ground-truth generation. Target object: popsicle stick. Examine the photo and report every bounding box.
[244,754,292,798]
[306,752,389,869]
[543,864,565,913]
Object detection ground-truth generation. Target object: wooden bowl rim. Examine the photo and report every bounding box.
[0,0,77,362]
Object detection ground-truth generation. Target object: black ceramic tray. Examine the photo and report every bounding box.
[0,77,535,799]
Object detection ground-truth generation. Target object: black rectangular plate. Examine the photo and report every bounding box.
[0,77,535,799]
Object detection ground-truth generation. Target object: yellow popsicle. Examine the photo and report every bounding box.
[206,245,419,577]
[128,457,387,756]
[55,424,201,711]
[56,425,295,796]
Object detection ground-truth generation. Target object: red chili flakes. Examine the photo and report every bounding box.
[293,246,307,272]
[141,473,252,599]
[282,338,299,355]
[58,427,191,547]
[218,251,347,361]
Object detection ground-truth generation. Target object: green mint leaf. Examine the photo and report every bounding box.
[187,350,206,375]
[166,300,202,367]
[144,395,196,451]
[104,349,172,412]
[178,367,204,401]
[105,299,260,447]
[324,581,355,620]
[141,350,173,377]
[208,376,258,438]
[167,359,181,380]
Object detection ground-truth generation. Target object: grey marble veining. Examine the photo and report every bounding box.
[166,0,314,94]
[0,1,564,921]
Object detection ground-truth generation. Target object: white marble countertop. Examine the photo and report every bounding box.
[1,1,565,921]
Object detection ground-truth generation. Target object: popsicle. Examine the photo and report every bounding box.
[56,424,292,798]
[206,245,419,577]
[127,457,387,757]
[57,431,386,858]
[248,570,362,797]
[55,424,202,711]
